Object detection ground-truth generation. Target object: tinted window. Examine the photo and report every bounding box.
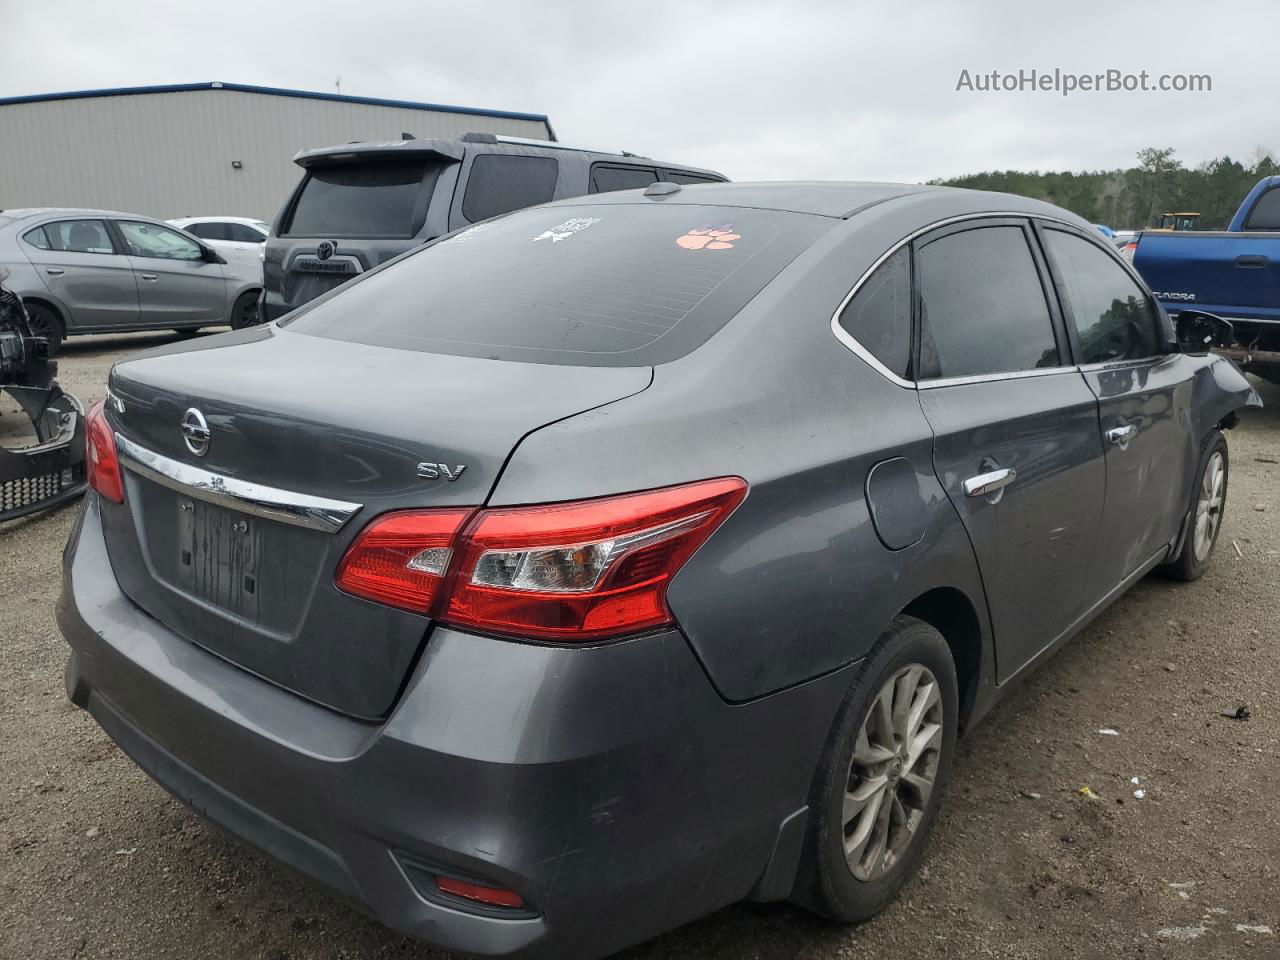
[185,222,228,240]
[39,219,114,255]
[462,154,560,222]
[1245,188,1280,230]
[664,172,722,185]
[917,225,1059,379]
[1043,229,1161,363]
[591,165,659,194]
[837,247,911,377]
[287,204,833,367]
[286,161,439,238]
[117,221,203,260]
[226,223,266,243]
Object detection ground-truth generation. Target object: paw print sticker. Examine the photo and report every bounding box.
[676,224,741,250]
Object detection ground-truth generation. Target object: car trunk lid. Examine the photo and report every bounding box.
[99,326,652,718]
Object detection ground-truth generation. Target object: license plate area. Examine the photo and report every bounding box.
[175,495,263,623]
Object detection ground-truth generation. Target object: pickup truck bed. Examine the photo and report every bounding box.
[1134,176,1280,382]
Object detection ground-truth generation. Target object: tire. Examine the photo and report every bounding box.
[794,616,958,922]
[1161,430,1229,582]
[229,290,261,330]
[23,301,64,356]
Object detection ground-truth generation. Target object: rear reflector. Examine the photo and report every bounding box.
[435,875,525,909]
[335,509,472,613]
[85,400,124,504]
[334,477,747,640]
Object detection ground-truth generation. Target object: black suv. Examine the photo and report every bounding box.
[261,133,726,321]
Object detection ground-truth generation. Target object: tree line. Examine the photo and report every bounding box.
[934,148,1279,230]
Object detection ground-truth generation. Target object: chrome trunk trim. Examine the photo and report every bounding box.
[115,433,362,533]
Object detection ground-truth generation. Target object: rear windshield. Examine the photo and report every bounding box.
[283,160,446,239]
[285,203,833,366]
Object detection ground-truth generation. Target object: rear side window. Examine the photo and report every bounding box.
[837,247,911,378]
[664,172,722,185]
[590,164,659,194]
[35,219,115,255]
[285,160,441,238]
[1244,188,1280,230]
[22,226,50,249]
[286,204,833,367]
[462,154,560,222]
[185,222,228,240]
[1043,229,1161,363]
[916,225,1060,379]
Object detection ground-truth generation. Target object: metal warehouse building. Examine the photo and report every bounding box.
[0,81,554,220]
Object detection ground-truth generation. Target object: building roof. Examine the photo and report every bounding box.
[0,81,552,128]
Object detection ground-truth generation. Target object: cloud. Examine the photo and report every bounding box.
[0,0,1271,182]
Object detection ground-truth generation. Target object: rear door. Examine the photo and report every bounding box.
[914,218,1106,681]
[1039,224,1195,600]
[20,218,139,329]
[114,220,228,327]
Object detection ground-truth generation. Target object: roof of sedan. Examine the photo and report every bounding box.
[560,181,1085,224]
[0,207,139,221]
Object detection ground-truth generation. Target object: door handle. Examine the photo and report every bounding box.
[139,273,159,281]
[1235,255,1269,269]
[1106,423,1138,448]
[44,267,64,276]
[963,467,1016,498]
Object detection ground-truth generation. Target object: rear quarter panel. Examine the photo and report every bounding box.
[488,200,997,703]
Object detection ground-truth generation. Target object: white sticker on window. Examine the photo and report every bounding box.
[531,217,601,243]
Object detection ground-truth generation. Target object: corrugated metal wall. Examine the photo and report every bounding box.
[0,88,551,220]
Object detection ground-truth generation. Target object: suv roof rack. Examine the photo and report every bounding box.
[458,132,650,160]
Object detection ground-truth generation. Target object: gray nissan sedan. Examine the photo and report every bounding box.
[58,181,1258,959]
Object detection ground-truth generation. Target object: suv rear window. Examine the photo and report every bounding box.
[284,160,444,238]
[286,204,833,366]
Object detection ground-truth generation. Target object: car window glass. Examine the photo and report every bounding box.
[21,226,50,250]
[590,165,659,194]
[837,247,911,378]
[117,221,204,260]
[917,225,1059,379]
[462,154,560,222]
[184,222,225,240]
[286,160,441,238]
[664,172,721,186]
[1244,188,1280,230]
[226,223,266,243]
[40,219,115,255]
[287,203,834,367]
[1043,229,1161,363]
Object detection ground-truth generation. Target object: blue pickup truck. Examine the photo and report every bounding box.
[1134,176,1280,382]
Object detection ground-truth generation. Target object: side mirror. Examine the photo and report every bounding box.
[1175,310,1233,356]
[201,245,227,264]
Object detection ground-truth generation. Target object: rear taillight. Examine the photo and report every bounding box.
[85,400,124,504]
[335,509,472,613]
[334,477,747,641]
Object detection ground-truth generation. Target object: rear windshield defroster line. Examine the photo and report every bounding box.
[284,204,834,366]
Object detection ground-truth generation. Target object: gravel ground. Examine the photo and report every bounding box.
[2,331,1278,960]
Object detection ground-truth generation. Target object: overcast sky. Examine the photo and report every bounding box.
[2,0,1276,184]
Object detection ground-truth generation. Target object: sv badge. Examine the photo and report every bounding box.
[417,462,467,482]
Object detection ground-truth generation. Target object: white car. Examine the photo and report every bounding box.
[168,216,269,269]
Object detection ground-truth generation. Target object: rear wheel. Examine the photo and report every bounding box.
[229,291,261,330]
[795,616,957,922]
[1162,431,1229,582]
[23,302,64,356]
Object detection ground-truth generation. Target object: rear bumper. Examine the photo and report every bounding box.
[58,495,850,959]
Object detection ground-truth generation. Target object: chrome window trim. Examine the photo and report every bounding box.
[115,433,362,534]
[917,364,1080,390]
[1075,354,1169,374]
[829,210,1109,389]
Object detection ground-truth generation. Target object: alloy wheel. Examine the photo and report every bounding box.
[843,663,944,881]
[1193,450,1225,562]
